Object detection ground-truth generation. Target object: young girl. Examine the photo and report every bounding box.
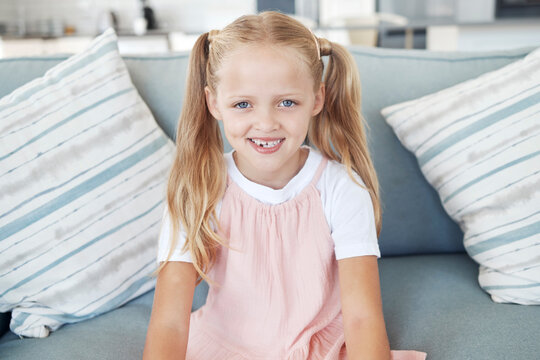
[143,11,426,360]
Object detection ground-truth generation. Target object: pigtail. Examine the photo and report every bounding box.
[309,40,382,236]
[155,32,228,287]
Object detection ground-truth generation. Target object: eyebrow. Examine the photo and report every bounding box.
[225,93,305,100]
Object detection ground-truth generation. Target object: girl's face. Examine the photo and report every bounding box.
[205,45,324,189]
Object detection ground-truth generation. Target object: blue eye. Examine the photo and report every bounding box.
[280,100,295,107]
[235,101,250,109]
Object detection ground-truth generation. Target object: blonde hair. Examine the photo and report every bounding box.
[156,11,382,287]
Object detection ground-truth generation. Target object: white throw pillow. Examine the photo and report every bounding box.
[381,48,540,305]
[0,28,175,337]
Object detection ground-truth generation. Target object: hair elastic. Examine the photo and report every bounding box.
[208,29,220,43]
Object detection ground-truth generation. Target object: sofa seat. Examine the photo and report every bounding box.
[379,254,540,359]
[1,253,538,360]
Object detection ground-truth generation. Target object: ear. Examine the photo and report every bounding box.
[205,86,222,121]
[311,82,325,117]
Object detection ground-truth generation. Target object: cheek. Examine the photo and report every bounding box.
[223,117,249,138]
[287,112,311,134]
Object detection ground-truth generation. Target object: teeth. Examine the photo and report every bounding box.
[249,138,283,148]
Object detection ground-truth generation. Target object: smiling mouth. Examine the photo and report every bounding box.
[248,138,285,148]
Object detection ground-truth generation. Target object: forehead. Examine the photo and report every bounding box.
[214,45,315,97]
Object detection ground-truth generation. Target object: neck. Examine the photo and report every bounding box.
[233,148,309,190]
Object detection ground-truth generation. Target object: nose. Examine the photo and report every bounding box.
[254,108,279,131]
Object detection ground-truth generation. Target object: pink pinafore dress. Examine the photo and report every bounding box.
[185,156,426,360]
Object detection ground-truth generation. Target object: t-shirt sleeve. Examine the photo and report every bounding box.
[326,166,381,260]
[156,206,193,263]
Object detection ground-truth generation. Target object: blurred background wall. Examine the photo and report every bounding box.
[0,0,539,57]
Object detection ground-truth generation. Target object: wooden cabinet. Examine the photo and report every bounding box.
[0,38,46,58]
[0,36,94,58]
[427,21,540,51]
[0,34,173,58]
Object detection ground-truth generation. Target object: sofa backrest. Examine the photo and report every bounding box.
[0,46,533,257]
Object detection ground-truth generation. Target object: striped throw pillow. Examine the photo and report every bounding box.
[381,47,540,305]
[0,28,175,337]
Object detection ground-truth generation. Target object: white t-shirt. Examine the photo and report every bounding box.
[157,146,380,263]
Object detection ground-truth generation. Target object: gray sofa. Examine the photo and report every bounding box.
[1,45,539,359]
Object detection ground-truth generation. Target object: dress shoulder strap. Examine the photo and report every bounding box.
[310,156,328,186]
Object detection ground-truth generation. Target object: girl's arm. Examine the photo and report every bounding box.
[338,255,391,360]
[143,261,198,360]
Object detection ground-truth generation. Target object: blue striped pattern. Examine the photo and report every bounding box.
[0,28,175,337]
[382,47,540,305]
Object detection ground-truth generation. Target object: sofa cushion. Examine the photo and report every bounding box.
[381,48,540,304]
[0,29,175,337]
